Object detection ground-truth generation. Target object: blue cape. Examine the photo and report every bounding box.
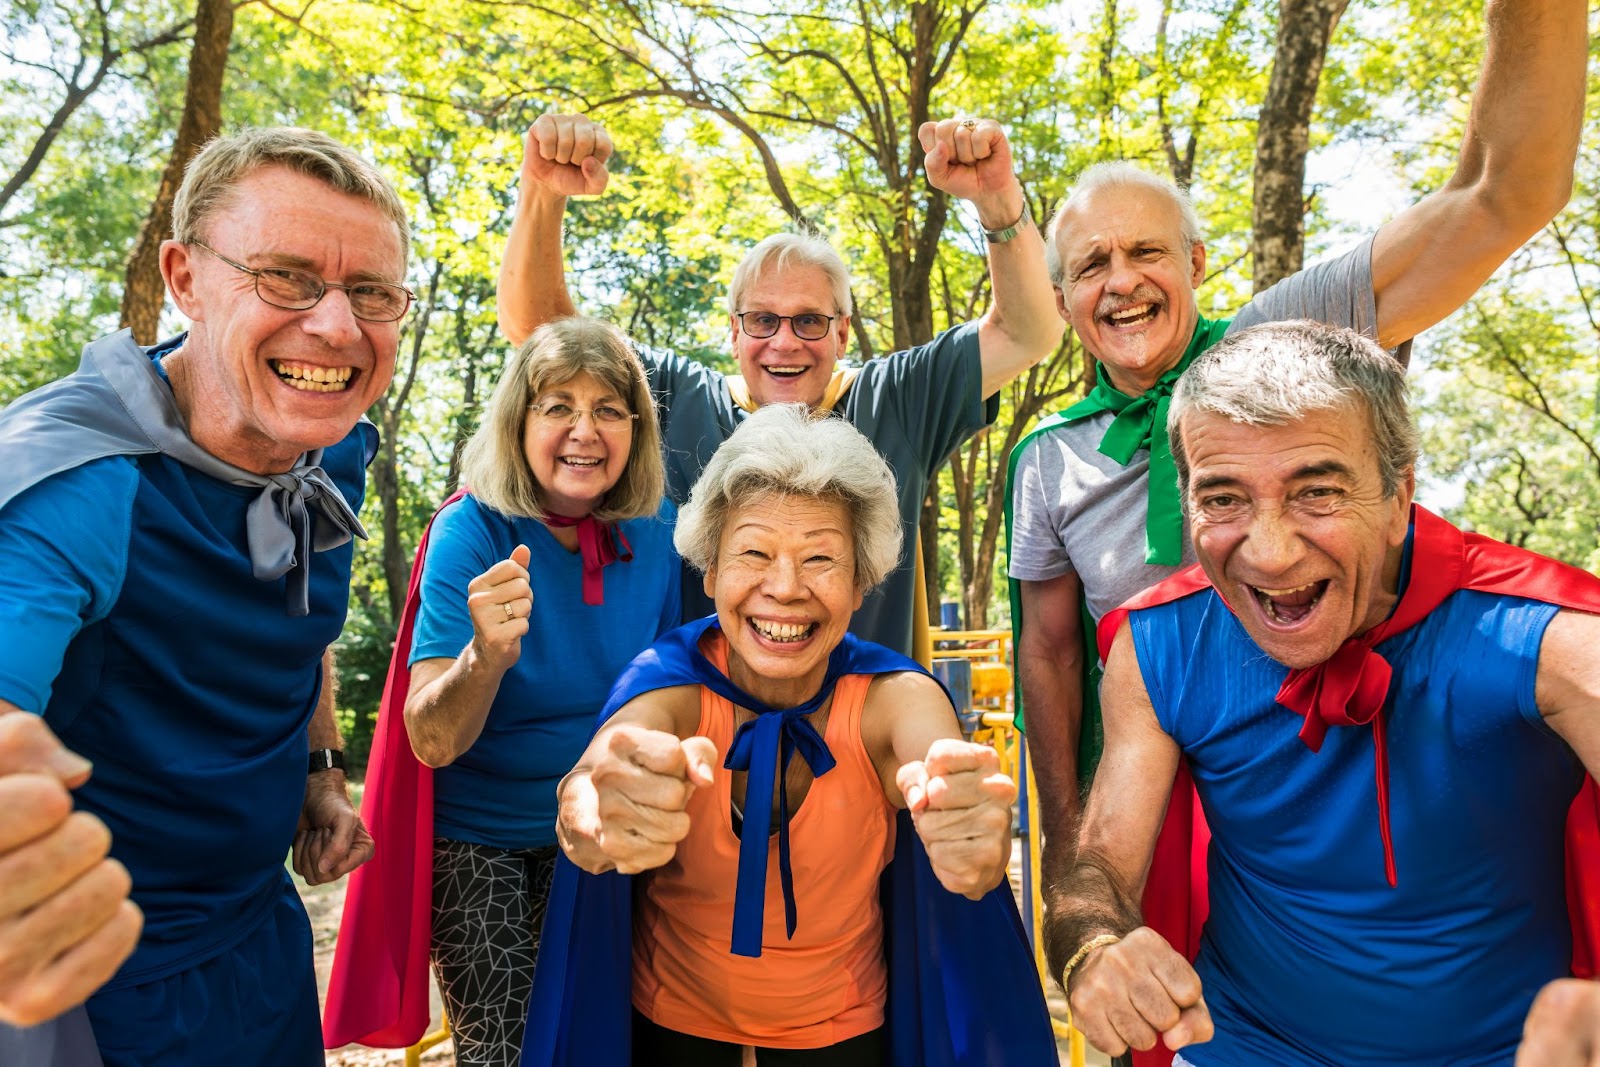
[520,617,1055,1065]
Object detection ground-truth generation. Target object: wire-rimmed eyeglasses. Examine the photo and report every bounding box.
[189,240,414,323]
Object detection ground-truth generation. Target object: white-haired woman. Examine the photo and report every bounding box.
[326,317,680,1065]
[526,405,1054,1066]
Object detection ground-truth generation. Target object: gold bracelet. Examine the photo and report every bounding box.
[1061,932,1122,994]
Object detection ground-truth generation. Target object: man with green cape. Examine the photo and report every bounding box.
[1003,0,1588,1056]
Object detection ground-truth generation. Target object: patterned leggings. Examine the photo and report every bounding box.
[430,838,558,1067]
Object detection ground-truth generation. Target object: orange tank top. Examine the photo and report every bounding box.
[631,633,897,1048]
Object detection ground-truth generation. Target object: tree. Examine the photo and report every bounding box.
[119,0,234,342]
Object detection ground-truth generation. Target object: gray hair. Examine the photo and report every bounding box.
[173,126,410,255]
[459,316,664,522]
[727,232,853,317]
[675,404,900,592]
[1044,161,1203,288]
[1168,320,1417,496]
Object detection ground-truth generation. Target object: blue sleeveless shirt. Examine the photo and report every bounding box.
[1129,584,1581,1065]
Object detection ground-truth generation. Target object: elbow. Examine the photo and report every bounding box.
[496,307,532,349]
[1469,167,1575,244]
[402,706,459,769]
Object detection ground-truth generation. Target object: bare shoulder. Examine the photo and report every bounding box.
[1536,608,1600,720]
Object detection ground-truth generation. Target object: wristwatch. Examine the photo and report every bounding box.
[982,199,1034,244]
[308,748,346,774]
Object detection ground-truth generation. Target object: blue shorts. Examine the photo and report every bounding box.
[86,881,321,1067]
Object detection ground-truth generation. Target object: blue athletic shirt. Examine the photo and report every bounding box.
[409,494,681,849]
[1129,581,1581,1066]
[0,351,369,988]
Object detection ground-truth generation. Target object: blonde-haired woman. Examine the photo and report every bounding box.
[325,317,679,1065]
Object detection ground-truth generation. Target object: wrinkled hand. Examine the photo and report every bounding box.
[898,738,1016,899]
[1069,926,1213,1056]
[917,117,1024,226]
[293,772,373,887]
[520,113,613,198]
[1517,979,1600,1066]
[577,727,716,875]
[468,544,532,672]
[0,712,142,1026]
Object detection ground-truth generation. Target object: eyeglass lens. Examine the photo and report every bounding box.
[739,312,833,341]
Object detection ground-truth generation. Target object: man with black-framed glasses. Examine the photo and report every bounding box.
[0,126,406,1067]
[500,113,1063,659]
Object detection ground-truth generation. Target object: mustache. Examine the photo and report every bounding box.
[1096,286,1167,318]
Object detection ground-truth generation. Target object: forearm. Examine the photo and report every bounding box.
[976,187,1063,396]
[1017,644,1085,859]
[403,648,507,768]
[1043,846,1144,987]
[1451,0,1585,216]
[308,650,342,751]
[497,186,577,345]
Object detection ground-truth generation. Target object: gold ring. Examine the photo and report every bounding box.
[959,118,977,130]
[504,602,516,621]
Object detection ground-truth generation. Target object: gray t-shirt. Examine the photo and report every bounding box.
[643,321,997,656]
[1009,233,1393,624]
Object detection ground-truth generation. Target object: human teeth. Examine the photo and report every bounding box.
[1256,583,1317,597]
[562,457,601,467]
[272,361,353,389]
[766,366,805,376]
[1108,304,1153,323]
[754,620,813,642]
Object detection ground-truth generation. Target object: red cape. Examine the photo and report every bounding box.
[322,491,465,1048]
[1094,503,1600,1033]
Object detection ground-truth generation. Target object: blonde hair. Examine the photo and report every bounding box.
[173,126,410,254]
[727,232,853,316]
[675,404,901,592]
[459,317,664,522]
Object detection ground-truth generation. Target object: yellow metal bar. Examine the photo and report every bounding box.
[406,1007,451,1065]
[1027,748,1086,1064]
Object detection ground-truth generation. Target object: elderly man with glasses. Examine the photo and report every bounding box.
[0,126,408,1066]
[498,113,1063,659]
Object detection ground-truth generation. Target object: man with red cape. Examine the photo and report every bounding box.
[1051,321,1600,1066]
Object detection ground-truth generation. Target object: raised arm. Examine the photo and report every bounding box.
[1047,622,1211,1057]
[1017,572,1087,888]
[918,118,1064,397]
[498,114,614,345]
[1368,0,1586,348]
[404,544,533,768]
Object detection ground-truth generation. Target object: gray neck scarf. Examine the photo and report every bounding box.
[0,330,369,616]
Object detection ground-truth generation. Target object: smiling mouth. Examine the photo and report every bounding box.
[271,359,354,393]
[1249,580,1329,626]
[750,618,818,643]
[559,457,602,468]
[762,366,808,378]
[1102,303,1159,328]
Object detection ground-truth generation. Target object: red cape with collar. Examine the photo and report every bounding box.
[322,490,465,1048]
[1094,505,1600,1009]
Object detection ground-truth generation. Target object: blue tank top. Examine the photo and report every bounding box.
[1129,585,1580,1065]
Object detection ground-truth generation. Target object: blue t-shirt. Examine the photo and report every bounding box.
[410,494,681,848]
[0,417,369,987]
[1129,584,1580,1066]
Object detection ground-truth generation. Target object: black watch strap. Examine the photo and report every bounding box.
[308,748,345,774]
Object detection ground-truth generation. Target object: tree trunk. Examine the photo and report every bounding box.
[119,0,234,342]
[1251,0,1350,292]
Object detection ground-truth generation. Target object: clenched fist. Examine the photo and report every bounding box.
[897,738,1016,900]
[559,726,717,875]
[520,113,614,199]
[467,544,533,673]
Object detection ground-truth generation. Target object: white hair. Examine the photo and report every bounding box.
[1043,161,1203,288]
[1168,320,1418,496]
[675,404,901,592]
[727,232,853,317]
